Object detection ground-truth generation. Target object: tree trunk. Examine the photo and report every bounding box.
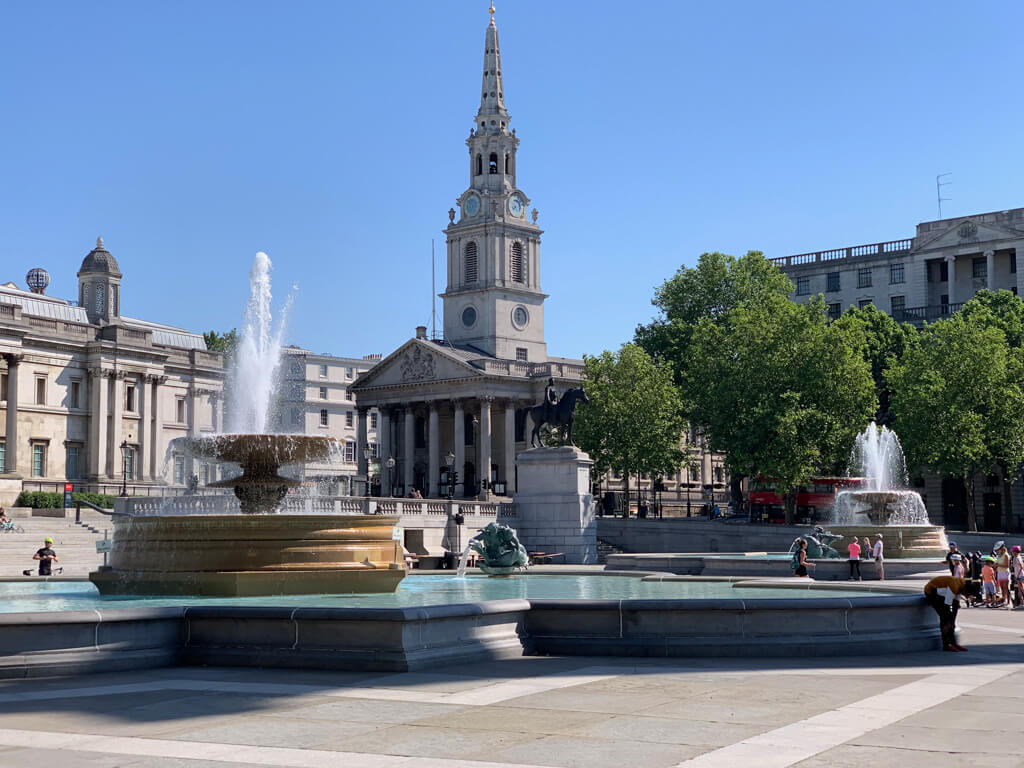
[965,475,978,533]
[784,490,796,526]
[623,470,630,519]
[999,460,1014,532]
[730,475,745,507]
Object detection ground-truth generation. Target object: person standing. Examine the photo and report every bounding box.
[792,538,815,577]
[33,538,58,576]
[981,557,998,606]
[1011,545,1024,609]
[923,574,981,652]
[995,542,1012,609]
[944,542,961,575]
[847,537,862,580]
[872,533,885,580]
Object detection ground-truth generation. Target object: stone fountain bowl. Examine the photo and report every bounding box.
[179,434,337,468]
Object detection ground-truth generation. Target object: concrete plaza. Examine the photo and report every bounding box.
[0,600,1020,767]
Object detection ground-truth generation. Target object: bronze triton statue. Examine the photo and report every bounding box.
[518,378,589,448]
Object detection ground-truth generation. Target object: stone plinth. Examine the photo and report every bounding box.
[512,446,597,564]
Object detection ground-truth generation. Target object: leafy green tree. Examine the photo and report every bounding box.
[634,251,792,502]
[887,309,1024,531]
[573,344,687,507]
[689,294,877,523]
[834,304,915,425]
[203,329,239,360]
[635,250,793,393]
[960,289,1024,348]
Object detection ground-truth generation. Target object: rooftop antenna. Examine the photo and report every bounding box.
[431,239,436,340]
[936,173,952,219]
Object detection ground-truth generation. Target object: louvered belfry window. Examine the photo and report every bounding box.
[465,241,478,283]
[511,241,524,283]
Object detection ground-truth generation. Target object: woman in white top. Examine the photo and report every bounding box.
[872,534,885,580]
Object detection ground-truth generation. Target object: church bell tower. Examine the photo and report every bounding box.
[440,3,547,362]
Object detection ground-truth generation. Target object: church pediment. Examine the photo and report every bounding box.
[352,338,484,390]
[915,217,1024,252]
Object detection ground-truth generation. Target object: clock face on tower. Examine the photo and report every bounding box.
[508,193,525,218]
[462,193,481,218]
[512,306,529,328]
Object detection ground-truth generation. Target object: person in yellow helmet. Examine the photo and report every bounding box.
[923,574,981,652]
[33,537,58,576]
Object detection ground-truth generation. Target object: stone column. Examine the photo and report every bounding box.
[136,376,148,481]
[403,407,415,494]
[379,407,392,494]
[504,400,516,495]
[945,254,957,306]
[986,249,996,292]
[427,402,440,497]
[109,373,124,481]
[453,400,465,498]
[478,396,492,499]
[356,407,369,492]
[150,376,166,480]
[185,385,199,478]
[2,354,21,476]
[89,369,107,479]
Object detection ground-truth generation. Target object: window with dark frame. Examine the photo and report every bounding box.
[889,263,905,284]
[858,299,872,309]
[891,295,906,316]
[973,257,987,280]
[796,276,810,295]
[826,272,840,292]
[827,303,842,320]
[857,268,872,288]
[320,409,328,427]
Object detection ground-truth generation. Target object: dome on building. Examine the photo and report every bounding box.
[77,236,121,277]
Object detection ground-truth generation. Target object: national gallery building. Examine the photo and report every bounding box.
[0,239,224,506]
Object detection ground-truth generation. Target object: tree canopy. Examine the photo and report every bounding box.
[887,307,1024,530]
[688,294,877,522]
[573,344,686,501]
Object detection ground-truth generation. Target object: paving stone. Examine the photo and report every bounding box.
[566,713,767,747]
[854,724,1024,755]
[498,688,678,715]
[793,743,1024,768]
[323,723,539,760]
[165,714,382,749]
[489,733,703,768]
[286,697,467,724]
[413,704,606,735]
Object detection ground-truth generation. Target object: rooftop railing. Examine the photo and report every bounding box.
[772,239,913,268]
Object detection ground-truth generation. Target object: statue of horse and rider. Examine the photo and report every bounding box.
[517,378,589,448]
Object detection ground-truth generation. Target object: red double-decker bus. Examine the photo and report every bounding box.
[749,477,863,524]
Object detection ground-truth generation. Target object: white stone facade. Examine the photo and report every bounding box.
[0,240,224,506]
[275,347,380,494]
[776,208,1024,324]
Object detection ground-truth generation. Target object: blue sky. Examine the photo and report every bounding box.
[2,1,1022,360]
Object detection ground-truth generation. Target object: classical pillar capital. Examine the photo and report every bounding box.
[1,352,23,367]
[984,249,995,258]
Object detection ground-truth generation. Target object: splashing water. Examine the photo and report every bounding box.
[226,252,292,434]
[850,421,908,491]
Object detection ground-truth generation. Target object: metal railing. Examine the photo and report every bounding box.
[893,302,965,325]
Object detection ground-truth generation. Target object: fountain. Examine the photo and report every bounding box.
[89,252,405,596]
[457,521,530,577]
[829,422,948,557]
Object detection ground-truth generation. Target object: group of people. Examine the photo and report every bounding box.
[944,540,1024,609]
[790,532,886,579]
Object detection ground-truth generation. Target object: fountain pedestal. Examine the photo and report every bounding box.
[89,514,406,596]
[512,446,597,564]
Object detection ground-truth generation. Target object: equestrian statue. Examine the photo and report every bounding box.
[518,378,590,448]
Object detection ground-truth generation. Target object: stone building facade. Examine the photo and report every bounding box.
[351,7,727,508]
[774,208,1024,325]
[275,346,380,494]
[0,239,224,505]
[775,208,1024,531]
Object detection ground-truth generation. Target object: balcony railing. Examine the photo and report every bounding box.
[893,303,964,325]
[772,239,913,268]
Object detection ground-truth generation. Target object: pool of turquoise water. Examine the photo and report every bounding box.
[0,576,885,613]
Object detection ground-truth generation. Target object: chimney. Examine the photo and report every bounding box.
[415,325,427,340]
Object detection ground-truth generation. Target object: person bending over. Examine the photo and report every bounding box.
[923,575,981,652]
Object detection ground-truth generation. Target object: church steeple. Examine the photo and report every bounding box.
[441,3,547,363]
[476,2,509,134]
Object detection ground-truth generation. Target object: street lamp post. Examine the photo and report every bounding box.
[385,456,396,497]
[445,451,456,500]
[119,440,129,497]
[361,444,373,497]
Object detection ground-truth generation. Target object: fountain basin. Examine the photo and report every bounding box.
[89,514,405,596]
[827,524,949,559]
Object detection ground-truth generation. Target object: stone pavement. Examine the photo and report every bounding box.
[0,606,1021,768]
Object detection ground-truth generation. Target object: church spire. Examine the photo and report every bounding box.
[476,1,509,134]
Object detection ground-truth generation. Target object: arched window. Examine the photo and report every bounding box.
[488,153,498,174]
[94,284,104,314]
[510,242,525,283]
[504,153,512,175]
[464,241,478,283]
[475,154,482,176]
